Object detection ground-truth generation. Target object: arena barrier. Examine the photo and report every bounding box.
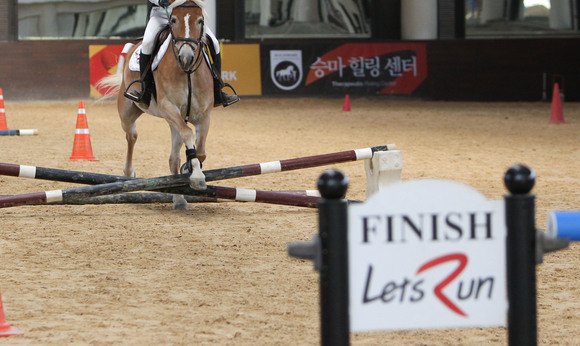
[0,145,396,208]
[288,165,575,346]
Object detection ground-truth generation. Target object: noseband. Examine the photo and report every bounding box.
[170,3,205,74]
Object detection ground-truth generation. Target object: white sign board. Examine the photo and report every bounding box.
[348,179,507,332]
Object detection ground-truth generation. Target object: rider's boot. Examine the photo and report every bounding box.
[210,50,240,107]
[125,52,154,106]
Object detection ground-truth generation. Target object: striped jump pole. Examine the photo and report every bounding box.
[203,145,395,181]
[0,174,190,209]
[0,145,394,186]
[0,185,329,209]
[0,129,38,136]
[170,185,325,208]
[0,145,389,208]
[0,190,319,206]
[0,163,134,185]
[50,193,218,205]
[2,191,321,206]
[61,190,318,205]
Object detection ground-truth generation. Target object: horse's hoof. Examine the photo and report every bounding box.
[123,170,136,178]
[174,202,189,210]
[173,195,189,210]
[189,179,207,190]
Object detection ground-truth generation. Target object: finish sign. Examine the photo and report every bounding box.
[348,179,508,332]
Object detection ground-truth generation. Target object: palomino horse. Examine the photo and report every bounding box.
[98,0,212,209]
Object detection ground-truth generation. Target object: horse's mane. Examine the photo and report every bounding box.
[169,0,208,20]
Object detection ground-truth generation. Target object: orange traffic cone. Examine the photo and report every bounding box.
[0,88,8,130]
[70,101,98,161]
[0,289,23,337]
[342,94,351,112]
[549,83,565,124]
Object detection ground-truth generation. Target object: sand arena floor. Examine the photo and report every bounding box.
[0,97,578,345]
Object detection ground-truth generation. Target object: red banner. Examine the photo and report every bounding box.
[304,43,427,95]
[89,45,125,97]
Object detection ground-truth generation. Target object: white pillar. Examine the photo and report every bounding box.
[480,0,505,24]
[401,0,438,40]
[550,0,572,29]
[260,0,271,26]
[38,3,58,37]
[292,0,319,22]
[205,0,217,36]
[365,150,403,198]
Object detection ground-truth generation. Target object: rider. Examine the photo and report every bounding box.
[126,0,240,107]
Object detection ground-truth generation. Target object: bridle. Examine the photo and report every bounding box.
[169,3,205,74]
[168,2,206,123]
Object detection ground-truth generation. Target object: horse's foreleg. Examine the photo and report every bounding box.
[183,130,206,190]
[194,115,210,164]
[124,127,137,178]
[169,127,189,210]
[119,100,141,178]
[169,126,183,175]
[166,117,206,191]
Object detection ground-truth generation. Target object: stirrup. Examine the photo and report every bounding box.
[220,83,240,107]
[124,79,146,102]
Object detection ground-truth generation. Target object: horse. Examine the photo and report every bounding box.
[97,0,213,210]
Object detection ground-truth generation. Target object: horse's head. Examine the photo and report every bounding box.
[168,0,207,73]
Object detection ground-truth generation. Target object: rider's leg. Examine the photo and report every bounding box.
[206,28,240,107]
[125,13,166,104]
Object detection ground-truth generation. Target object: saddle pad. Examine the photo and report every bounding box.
[128,36,172,72]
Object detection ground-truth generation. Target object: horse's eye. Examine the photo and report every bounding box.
[198,18,204,26]
[171,17,177,24]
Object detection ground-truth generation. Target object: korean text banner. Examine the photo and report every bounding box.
[262,43,427,95]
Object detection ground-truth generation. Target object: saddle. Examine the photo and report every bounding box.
[128,34,171,73]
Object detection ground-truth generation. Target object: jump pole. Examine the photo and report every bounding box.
[0,174,190,208]
[63,190,318,205]
[0,185,327,209]
[172,185,323,208]
[204,145,395,181]
[50,193,218,205]
[0,145,394,186]
[1,190,319,206]
[0,129,38,136]
[0,146,389,208]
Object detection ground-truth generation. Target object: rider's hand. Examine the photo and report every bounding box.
[159,0,170,7]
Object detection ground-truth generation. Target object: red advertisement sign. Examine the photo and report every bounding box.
[305,43,427,95]
[89,45,125,97]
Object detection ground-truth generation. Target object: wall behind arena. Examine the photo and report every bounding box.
[0,38,579,101]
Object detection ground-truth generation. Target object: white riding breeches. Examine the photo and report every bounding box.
[142,7,168,55]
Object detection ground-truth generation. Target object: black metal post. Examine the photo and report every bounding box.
[317,170,350,346]
[504,164,537,346]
